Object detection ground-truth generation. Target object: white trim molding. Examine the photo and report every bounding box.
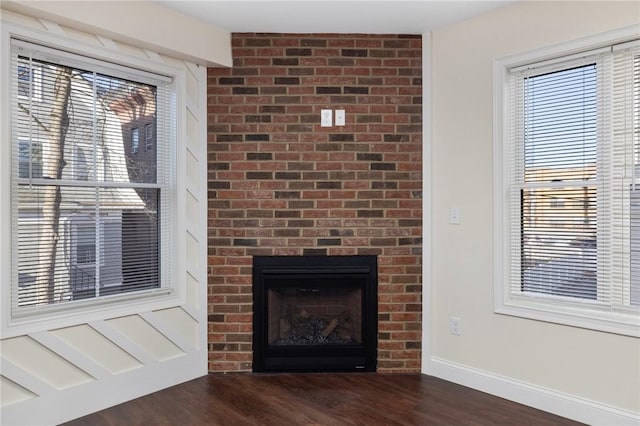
[421,30,433,375]
[430,357,640,426]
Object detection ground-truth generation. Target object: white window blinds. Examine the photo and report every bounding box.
[506,40,639,318]
[10,39,173,314]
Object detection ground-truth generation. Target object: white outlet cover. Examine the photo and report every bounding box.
[449,207,460,225]
[335,109,345,126]
[450,317,462,336]
[321,109,332,127]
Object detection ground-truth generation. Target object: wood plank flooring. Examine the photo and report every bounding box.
[65,373,583,425]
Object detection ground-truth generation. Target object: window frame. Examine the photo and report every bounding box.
[1,23,185,337]
[493,26,640,337]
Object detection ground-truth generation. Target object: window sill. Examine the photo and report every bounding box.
[495,298,640,338]
[2,288,182,338]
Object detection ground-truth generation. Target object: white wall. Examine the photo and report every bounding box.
[427,1,640,423]
[0,4,228,424]
[0,0,232,67]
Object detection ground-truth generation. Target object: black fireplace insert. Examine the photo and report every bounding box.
[252,256,377,372]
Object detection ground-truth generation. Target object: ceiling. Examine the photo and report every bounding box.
[157,1,515,34]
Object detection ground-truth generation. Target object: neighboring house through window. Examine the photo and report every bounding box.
[494,31,640,335]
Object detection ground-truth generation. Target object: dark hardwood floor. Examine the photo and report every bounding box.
[65,373,583,425]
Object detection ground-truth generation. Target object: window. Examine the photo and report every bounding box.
[519,63,598,300]
[72,145,89,180]
[10,39,173,317]
[18,140,42,179]
[145,123,154,151]
[495,33,640,335]
[131,127,139,154]
[17,62,42,101]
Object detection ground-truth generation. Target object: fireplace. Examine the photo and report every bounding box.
[252,256,378,372]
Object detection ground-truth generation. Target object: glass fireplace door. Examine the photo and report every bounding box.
[267,280,363,346]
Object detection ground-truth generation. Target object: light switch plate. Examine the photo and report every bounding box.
[321,109,332,127]
[335,109,345,126]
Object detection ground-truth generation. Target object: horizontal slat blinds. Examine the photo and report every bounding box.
[508,41,639,313]
[11,39,172,312]
[633,50,640,306]
[519,63,598,301]
[611,46,640,308]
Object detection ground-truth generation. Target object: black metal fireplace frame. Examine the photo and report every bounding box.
[252,255,377,373]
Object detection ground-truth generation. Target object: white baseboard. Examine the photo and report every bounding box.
[429,357,639,426]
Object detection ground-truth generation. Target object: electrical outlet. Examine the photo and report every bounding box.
[449,207,461,225]
[450,317,462,336]
[335,109,345,126]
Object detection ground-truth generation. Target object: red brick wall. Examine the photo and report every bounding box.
[207,33,422,373]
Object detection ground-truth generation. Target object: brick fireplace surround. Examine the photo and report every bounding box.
[207,33,422,373]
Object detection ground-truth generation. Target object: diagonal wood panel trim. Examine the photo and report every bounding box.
[88,321,156,366]
[50,324,142,375]
[0,358,52,399]
[0,374,37,406]
[139,311,196,354]
[29,332,108,381]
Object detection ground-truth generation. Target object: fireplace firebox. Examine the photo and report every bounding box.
[252,256,377,372]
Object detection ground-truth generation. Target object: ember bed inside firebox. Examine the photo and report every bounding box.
[252,256,377,372]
